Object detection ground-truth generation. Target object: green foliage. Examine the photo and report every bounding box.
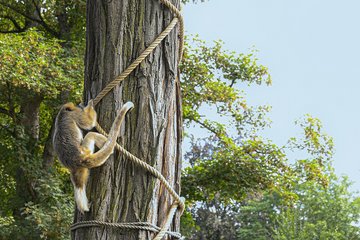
[181,36,271,133]
[0,27,82,239]
[182,137,287,203]
[236,192,278,240]
[235,174,360,240]
[0,0,86,42]
[0,165,15,216]
[288,115,335,188]
[0,171,73,240]
[22,174,73,240]
[183,112,360,239]
[179,36,280,238]
[181,37,296,215]
[185,162,360,240]
[274,174,360,240]
[180,72,357,238]
[0,30,83,99]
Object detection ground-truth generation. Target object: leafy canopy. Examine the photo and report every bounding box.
[0,30,82,99]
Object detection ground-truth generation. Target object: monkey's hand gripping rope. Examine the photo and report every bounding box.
[71,0,185,239]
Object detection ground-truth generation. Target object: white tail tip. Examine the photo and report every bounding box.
[74,187,89,213]
[123,101,134,111]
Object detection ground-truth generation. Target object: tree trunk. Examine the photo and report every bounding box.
[73,0,182,239]
[13,94,41,216]
[20,94,42,141]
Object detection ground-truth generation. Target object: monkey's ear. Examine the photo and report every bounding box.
[64,103,76,111]
[87,100,94,108]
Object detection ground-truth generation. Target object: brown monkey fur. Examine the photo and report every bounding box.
[53,100,134,213]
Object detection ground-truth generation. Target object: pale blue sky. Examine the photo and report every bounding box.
[184,0,360,191]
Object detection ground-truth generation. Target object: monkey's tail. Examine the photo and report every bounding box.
[107,101,134,140]
[87,101,134,165]
[74,186,89,213]
[71,168,90,213]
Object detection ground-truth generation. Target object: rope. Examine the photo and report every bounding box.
[72,0,185,239]
[70,221,183,239]
[153,202,180,240]
[93,17,179,106]
[95,122,186,212]
[159,0,184,63]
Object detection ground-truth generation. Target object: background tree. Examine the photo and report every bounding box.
[0,30,82,239]
[0,1,85,238]
[273,173,360,239]
[182,114,360,239]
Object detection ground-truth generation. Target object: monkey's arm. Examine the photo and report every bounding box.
[82,132,107,153]
[79,102,134,168]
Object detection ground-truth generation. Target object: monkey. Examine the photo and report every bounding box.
[53,99,134,213]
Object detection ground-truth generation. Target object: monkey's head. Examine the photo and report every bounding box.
[61,100,97,130]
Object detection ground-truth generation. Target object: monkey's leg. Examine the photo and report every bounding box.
[70,168,90,213]
[79,132,108,167]
[80,102,134,168]
[72,133,107,213]
[81,132,107,153]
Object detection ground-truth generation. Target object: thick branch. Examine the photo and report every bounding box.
[31,0,42,21]
[0,1,60,38]
[0,14,29,33]
[0,2,39,22]
[0,15,22,29]
[0,29,27,33]
[75,0,182,239]
[42,117,56,170]
[30,0,52,32]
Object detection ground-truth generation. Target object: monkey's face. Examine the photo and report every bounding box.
[62,100,97,130]
[81,100,97,129]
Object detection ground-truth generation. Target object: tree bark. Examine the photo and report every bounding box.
[19,94,42,141]
[73,0,182,239]
[13,94,41,216]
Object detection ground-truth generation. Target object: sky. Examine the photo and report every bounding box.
[183,0,360,192]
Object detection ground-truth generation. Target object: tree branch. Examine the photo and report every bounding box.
[0,2,39,22]
[189,116,231,145]
[0,1,60,38]
[30,0,61,38]
[192,117,220,136]
[0,15,22,29]
[229,79,236,88]
[42,117,56,170]
[0,29,26,33]
[0,14,29,33]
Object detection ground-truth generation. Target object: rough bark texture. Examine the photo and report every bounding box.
[14,94,41,216]
[73,0,182,239]
[20,94,41,141]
